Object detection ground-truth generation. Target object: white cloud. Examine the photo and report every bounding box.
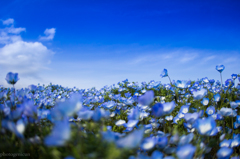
[39,28,56,41]
[2,18,14,25]
[0,19,54,88]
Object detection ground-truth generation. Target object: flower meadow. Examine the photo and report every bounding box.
[0,66,240,159]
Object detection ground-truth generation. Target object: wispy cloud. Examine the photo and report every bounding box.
[39,28,56,41]
[2,18,14,25]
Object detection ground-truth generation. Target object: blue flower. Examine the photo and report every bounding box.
[231,74,238,80]
[151,103,164,118]
[217,147,233,159]
[220,139,232,147]
[151,150,164,159]
[138,90,154,106]
[225,79,234,87]
[162,101,176,115]
[160,69,168,78]
[216,65,225,73]
[28,84,37,93]
[184,113,199,124]
[140,137,156,150]
[156,136,168,148]
[214,94,221,102]
[194,117,216,136]
[116,127,144,149]
[5,72,19,85]
[206,106,215,116]
[191,88,207,100]
[201,98,209,106]
[176,144,196,159]
[44,119,71,146]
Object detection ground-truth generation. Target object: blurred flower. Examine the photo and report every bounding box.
[151,150,163,159]
[214,94,221,102]
[176,144,196,159]
[217,147,233,159]
[138,90,154,106]
[178,133,194,146]
[28,84,37,93]
[231,74,238,80]
[184,113,199,124]
[115,119,126,126]
[191,88,207,100]
[140,137,156,150]
[194,117,216,136]
[219,108,237,117]
[151,103,164,117]
[216,65,225,73]
[116,127,144,148]
[156,136,168,148]
[160,69,168,78]
[44,119,71,146]
[225,79,234,87]
[5,72,19,85]
[220,139,232,147]
[162,101,176,115]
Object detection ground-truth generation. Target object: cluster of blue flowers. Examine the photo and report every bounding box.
[0,65,240,159]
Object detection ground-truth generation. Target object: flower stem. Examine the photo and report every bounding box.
[220,72,223,89]
[167,75,172,85]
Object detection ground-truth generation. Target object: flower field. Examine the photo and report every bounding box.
[0,66,240,159]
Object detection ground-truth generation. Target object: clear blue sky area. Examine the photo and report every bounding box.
[0,0,239,89]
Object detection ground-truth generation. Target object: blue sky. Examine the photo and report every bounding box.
[0,0,240,89]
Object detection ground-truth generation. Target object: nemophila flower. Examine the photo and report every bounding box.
[140,137,156,150]
[179,105,190,114]
[194,117,216,136]
[44,119,70,146]
[176,144,196,159]
[163,156,175,159]
[116,127,144,149]
[201,98,209,106]
[230,102,238,109]
[175,80,190,89]
[138,90,154,106]
[217,147,233,159]
[51,93,82,120]
[156,136,168,148]
[151,103,164,117]
[77,108,94,120]
[178,133,194,146]
[162,101,176,115]
[165,115,173,121]
[28,84,37,93]
[123,120,139,128]
[160,69,168,78]
[219,108,237,117]
[209,79,215,85]
[1,120,24,139]
[128,107,140,120]
[220,139,232,147]
[216,65,225,73]
[206,106,215,116]
[5,72,19,85]
[191,88,207,100]
[214,93,221,102]
[184,113,199,124]
[232,74,238,80]
[202,77,209,83]
[151,150,164,159]
[231,137,240,148]
[225,79,234,87]
[101,130,117,143]
[169,134,179,144]
[115,119,126,126]
[103,101,116,109]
